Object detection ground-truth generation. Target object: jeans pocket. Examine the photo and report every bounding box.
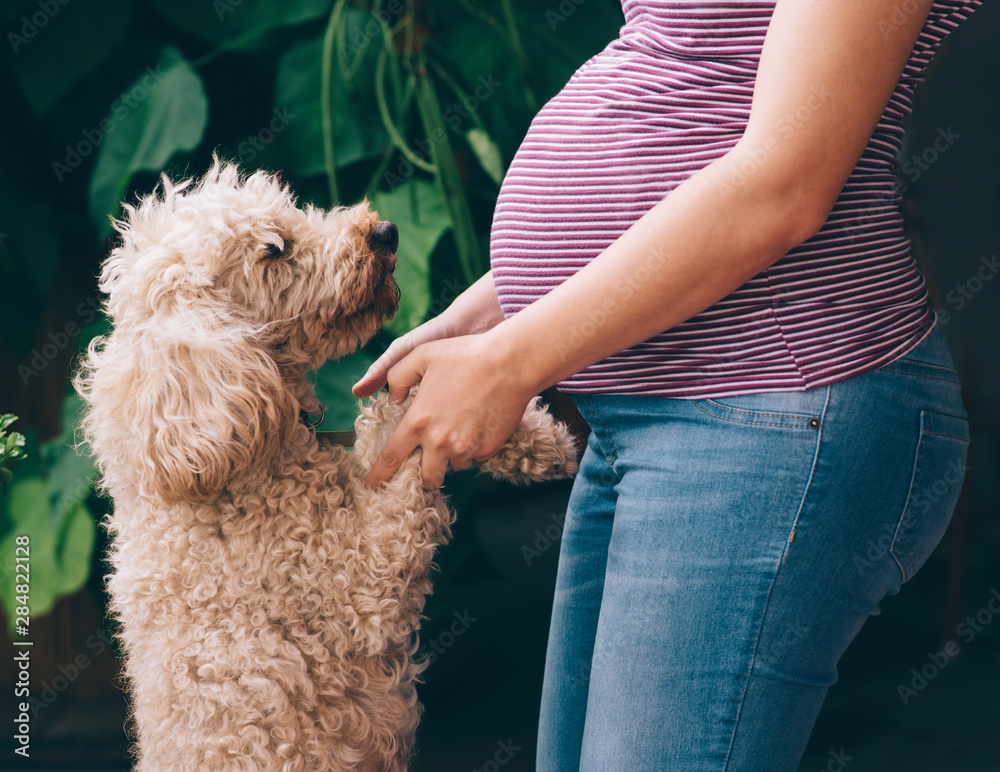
[691,388,827,429]
[891,411,970,582]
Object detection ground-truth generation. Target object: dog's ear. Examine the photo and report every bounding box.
[78,326,297,504]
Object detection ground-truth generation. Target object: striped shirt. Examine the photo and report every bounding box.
[489,0,982,398]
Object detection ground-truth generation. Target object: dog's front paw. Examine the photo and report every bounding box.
[352,387,417,470]
[354,388,578,487]
[479,397,579,484]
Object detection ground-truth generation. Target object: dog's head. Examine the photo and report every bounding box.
[78,159,400,503]
[103,159,399,363]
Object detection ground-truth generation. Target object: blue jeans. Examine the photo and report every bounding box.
[537,327,970,771]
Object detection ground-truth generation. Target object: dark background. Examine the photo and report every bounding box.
[0,1,997,769]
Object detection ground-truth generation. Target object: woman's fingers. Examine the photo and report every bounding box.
[353,335,416,397]
[353,318,456,398]
[365,417,420,489]
[385,345,428,404]
[418,445,451,491]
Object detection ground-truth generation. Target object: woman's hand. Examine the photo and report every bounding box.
[352,314,460,400]
[363,330,534,491]
[353,270,506,399]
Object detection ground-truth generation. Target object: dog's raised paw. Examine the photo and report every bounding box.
[478,396,580,484]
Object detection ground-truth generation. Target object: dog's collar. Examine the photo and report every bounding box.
[301,403,326,428]
[316,430,356,446]
[300,403,355,447]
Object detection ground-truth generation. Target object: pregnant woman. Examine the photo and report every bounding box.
[354,1,982,769]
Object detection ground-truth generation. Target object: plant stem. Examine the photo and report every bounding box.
[413,59,483,285]
[191,25,270,69]
[426,55,489,134]
[375,37,436,173]
[499,0,537,112]
[322,0,349,205]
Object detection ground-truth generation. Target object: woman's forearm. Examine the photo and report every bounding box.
[445,269,506,335]
[485,143,827,396]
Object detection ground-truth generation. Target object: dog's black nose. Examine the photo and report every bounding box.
[372,221,399,255]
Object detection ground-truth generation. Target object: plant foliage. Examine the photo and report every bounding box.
[0,0,624,627]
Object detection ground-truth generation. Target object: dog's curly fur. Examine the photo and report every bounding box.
[74,160,578,771]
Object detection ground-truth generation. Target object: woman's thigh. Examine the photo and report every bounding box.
[549,329,969,772]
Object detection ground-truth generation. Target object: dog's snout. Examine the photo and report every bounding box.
[372,222,399,256]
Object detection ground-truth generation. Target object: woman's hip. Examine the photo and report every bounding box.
[567,327,969,588]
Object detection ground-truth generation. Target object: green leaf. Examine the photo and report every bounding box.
[414,71,484,284]
[0,476,95,636]
[465,127,505,185]
[54,501,96,599]
[0,414,27,495]
[275,33,389,177]
[372,179,451,337]
[88,46,208,239]
[311,350,376,431]
[41,393,95,530]
[0,407,97,634]
[147,0,330,47]
[9,0,134,114]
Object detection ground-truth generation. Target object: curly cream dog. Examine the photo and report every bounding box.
[75,160,577,771]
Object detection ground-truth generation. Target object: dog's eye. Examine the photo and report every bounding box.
[262,242,284,259]
[258,238,293,261]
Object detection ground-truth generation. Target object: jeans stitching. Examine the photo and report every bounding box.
[891,431,925,581]
[877,367,960,384]
[885,359,958,374]
[924,430,970,442]
[696,398,817,421]
[692,400,814,429]
[577,395,619,467]
[721,384,830,771]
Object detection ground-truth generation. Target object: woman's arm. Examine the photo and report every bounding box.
[352,270,505,397]
[483,0,935,395]
[366,0,935,490]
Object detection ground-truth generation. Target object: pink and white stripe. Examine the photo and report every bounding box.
[489,0,982,398]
